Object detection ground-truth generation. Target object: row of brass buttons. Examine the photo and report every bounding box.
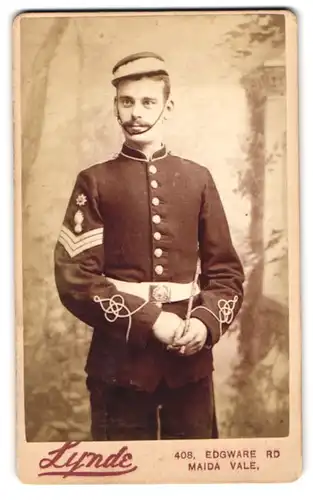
[149,164,163,276]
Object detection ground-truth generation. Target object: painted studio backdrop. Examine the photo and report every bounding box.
[19,13,288,441]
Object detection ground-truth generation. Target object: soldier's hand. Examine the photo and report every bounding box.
[172,318,207,356]
[152,312,185,345]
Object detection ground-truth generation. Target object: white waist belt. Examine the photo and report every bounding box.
[107,277,200,304]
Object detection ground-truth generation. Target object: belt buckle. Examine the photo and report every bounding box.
[149,284,171,304]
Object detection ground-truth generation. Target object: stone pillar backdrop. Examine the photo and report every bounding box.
[18,14,287,441]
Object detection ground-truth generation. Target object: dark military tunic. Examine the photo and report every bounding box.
[54,143,244,392]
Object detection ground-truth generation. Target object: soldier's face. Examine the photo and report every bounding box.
[115,77,172,144]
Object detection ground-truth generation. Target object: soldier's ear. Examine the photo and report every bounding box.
[164,98,174,120]
[167,98,174,111]
[113,97,118,117]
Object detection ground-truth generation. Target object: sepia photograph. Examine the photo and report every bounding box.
[14,9,300,483]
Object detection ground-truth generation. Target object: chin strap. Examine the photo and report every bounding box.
[116,100,168,136]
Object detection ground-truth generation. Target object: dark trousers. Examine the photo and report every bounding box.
[86,376,218,441]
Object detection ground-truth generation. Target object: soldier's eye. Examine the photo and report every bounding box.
[142,98,156,108]
[120,98,133,107]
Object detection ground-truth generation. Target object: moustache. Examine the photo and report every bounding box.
[123,120,151,130]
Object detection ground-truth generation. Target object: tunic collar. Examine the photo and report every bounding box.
[120,143,168,162]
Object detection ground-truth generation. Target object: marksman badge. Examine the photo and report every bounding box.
[74,210,84,234]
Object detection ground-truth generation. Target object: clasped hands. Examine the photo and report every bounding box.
[152,311,207,356]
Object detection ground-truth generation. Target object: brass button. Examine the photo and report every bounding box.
[154,248,163,258]
[155,265,164,275]
[151,180,158,189]
[152,214,161,224]
[153,232,161,241]
[149,165,157,174]
[152,197,160,206]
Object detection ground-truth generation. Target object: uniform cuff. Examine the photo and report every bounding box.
[190,309,217,346]
[128,302,162,349]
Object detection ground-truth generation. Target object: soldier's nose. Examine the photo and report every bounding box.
[131,105,143,120]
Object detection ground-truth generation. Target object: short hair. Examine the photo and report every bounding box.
[114,72,171,102]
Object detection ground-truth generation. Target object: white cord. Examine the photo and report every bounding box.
[190,295,238,340]
[93,294,149,343]
[94,293,238,345]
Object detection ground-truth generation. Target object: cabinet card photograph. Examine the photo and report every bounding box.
[14,9,301,484]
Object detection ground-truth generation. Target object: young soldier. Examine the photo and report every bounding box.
[54,52,244,440]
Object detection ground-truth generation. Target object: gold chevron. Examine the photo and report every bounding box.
[58,225,104,258]
[60,225,103,243]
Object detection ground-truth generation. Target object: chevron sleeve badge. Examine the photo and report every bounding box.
[58,225,104,258]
